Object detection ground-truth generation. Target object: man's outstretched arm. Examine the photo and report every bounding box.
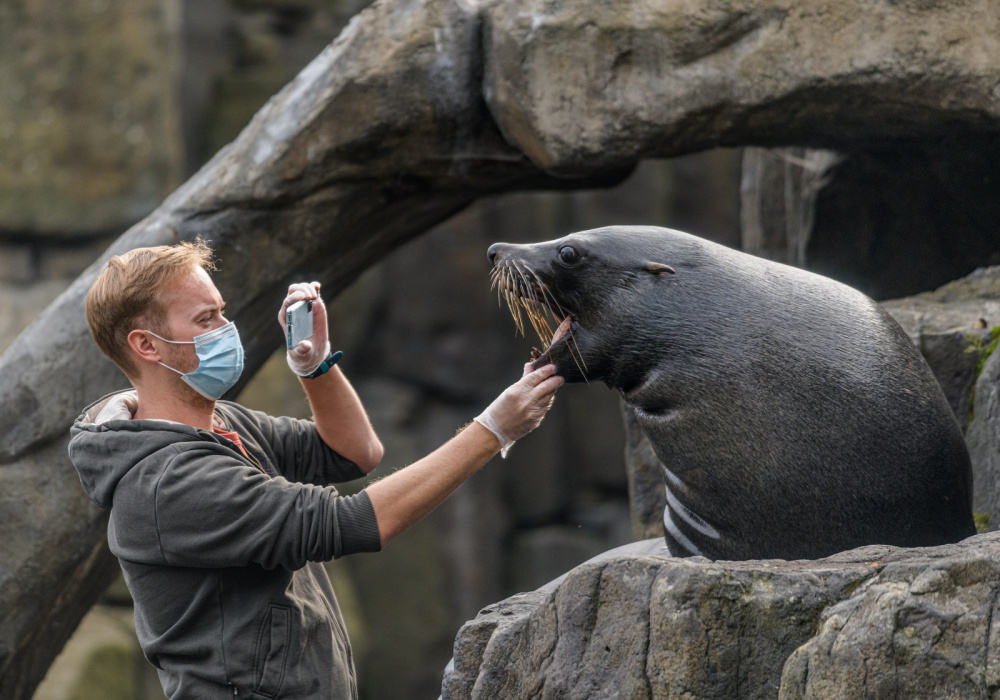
[366,364,563,546]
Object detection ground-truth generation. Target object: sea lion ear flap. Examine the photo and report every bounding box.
[645,262,675,275]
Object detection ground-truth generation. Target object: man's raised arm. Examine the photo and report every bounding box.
[279,281,383,472]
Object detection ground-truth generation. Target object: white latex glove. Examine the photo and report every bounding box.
[474,363,564,457]
[278,281,331,376]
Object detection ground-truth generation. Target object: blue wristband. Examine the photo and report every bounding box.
[305,351,343,379]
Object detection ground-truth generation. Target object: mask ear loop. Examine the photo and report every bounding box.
[143,330,194,345]
[141,330,194,375]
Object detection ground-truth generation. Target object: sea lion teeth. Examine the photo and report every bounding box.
[550,315,572,345]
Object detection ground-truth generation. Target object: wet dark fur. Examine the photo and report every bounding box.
[489,226,975,561]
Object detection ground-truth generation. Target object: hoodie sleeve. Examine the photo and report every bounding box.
[144,447,381,570]
[230,404,366,486]
[269,414,366,485]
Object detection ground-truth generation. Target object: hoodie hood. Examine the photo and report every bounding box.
[69,390,214,509]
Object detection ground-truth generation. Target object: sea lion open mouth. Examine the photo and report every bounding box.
[489,260,587,376]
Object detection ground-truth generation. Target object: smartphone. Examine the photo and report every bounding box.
[286,300,313,349]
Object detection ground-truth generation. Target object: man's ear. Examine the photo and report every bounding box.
[644,262,675,275]
[127,330,162,366]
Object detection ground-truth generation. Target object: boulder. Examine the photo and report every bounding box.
[780,539,1000,699]
[445,534,1000,700]
[483,0,1000,174]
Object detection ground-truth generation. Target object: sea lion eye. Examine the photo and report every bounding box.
[558,246,580,265]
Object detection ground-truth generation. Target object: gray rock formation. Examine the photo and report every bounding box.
[7,0,1000,696]
[0,0,183,234]
[883,267,1000,431]
[741,143,1000,301]
[483,0,1000,174]
[780,538,1000,699]
[967,347,1000,532]
[445,534,1000,700]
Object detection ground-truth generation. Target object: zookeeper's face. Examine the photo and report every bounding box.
[156,264,230,374]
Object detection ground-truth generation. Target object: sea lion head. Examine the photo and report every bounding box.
[488,225,694,389]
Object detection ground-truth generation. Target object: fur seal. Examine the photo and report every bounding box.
[487,225,975,561]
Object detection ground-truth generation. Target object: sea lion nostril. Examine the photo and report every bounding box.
[487,243,503,266]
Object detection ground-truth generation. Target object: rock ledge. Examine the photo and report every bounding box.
[444,534,1000,700]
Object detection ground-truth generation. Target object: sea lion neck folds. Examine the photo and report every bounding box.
[487,225,976,562]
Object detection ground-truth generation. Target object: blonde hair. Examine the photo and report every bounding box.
[85,240,217,379]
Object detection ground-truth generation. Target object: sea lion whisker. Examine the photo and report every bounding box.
[511,292,526,336]
[512,261,541,307]
[519,276,557,346]
[536,312,554,341]
[537,280,566,321]
[531,301,553,346]
[512,263,550,344]
[502,287,523,336]
[522,298,546,342]
[496,269,507,308]
[536,284,566,349]
[540,294,561,327]
[501,269,521,333]
[566,326,589,379]
[563,330,588,381]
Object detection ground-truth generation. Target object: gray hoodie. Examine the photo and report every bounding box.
[69,390,382,699]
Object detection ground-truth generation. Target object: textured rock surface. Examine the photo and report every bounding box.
[445,535,1000,700]
[967,349,1000,530]
[483,0,1000,174]
[0,0,183,233]
[780,538,1000,699]
[882,266,1000,430]
[741,144,1000,301]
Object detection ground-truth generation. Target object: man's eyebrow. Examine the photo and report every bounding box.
[192,302,224,317]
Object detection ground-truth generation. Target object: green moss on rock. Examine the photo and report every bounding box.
[976,326,1000,377]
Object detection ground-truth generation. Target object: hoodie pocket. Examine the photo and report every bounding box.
[253,605,291,697]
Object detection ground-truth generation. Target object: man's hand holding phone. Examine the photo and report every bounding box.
[279,281,332,376]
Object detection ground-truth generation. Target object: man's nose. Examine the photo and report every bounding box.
[487,243,504,266]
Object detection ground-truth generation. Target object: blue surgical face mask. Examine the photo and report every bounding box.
[146,322,245,400]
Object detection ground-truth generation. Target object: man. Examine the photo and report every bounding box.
[68,241,562,699]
